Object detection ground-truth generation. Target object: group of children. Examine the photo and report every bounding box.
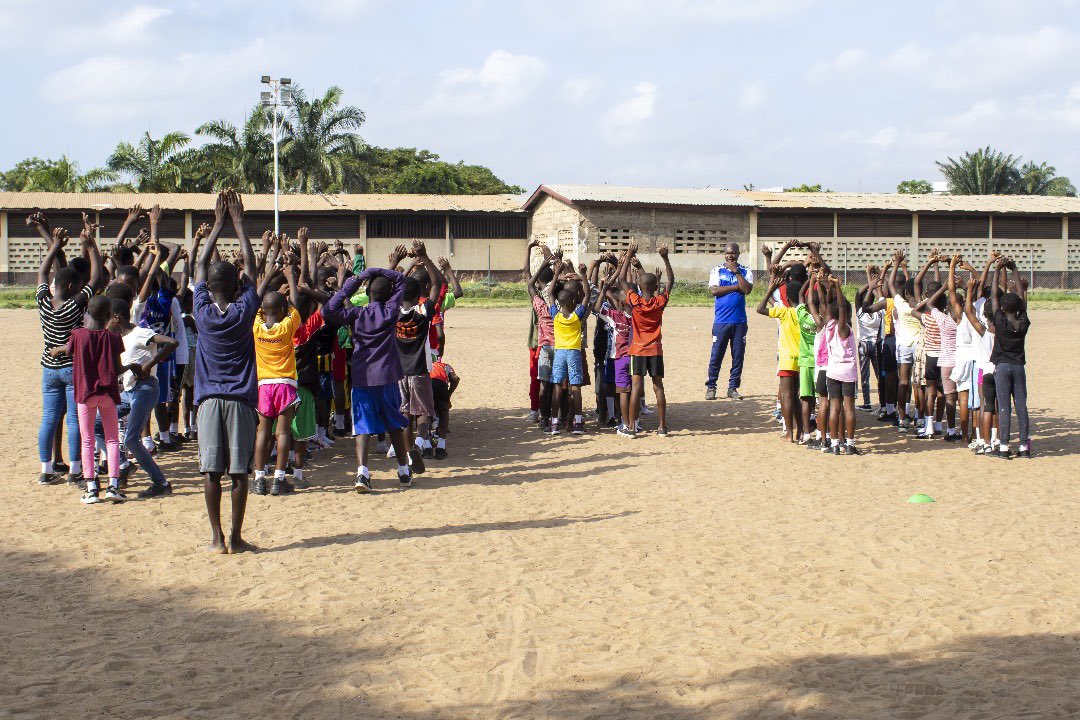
[34,191,463,552]
[758,240,1032,459]
[526,240,672,439]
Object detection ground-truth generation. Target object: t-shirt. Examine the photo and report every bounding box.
[322,270,406,388]
[921,312,942,355]
[254,306,301,384]
[884,297,895,336]
[768,305,801,372]
[857,307,882,343]
[931,308,958,367]
[627,291,668,357]
[795,304,818,366]
[893,296,923,348]
[825,319,858,382]
[397,299,437,375]
[70,327,124,404]
[193,281,260,407]
[431,360,454,384]
[293,310,325,391]
[141,286,176,335]
[532,295,555,348]
[600,305,632,359]
[990,309,1030,366]
[37,283,93,369]
[550,305,587,351]
[120,325,159,392]
[709,264,753,324]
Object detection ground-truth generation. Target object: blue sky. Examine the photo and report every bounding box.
[3,0,1079,192]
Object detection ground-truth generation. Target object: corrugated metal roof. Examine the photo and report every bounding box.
[732,190,1080,214]
[524,184,756,209]
[0,192,524,213]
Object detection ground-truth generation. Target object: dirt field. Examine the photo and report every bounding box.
[2,307,1078,719]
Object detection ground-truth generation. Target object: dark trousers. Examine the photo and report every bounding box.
[706,322,747,390]
[858,339,882,406]
[995,363,1029,445]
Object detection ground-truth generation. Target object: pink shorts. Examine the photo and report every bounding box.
[258,383,300,419]
[940,366,957,395]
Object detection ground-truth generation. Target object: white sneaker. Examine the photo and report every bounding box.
[318,432,335,446]
[640,405,655,416]
[387,444,397,459]
[525,410,538,423]
[354,474,371,493]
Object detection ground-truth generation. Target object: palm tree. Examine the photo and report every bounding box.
[1016,161,1076,196]
[280,85,367,193]
[194,108,275,192]
[107,131,193,192]
[936,146,1020,195]
[2,155,117,192]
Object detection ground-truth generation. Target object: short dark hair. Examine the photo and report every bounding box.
[208,261,238,292]
[556,289,574,307]
[110,297,132,322]
[369,276,392,302]
[538,266,554,283]
[410,268,430,291]
[87,295,111,323]
[115,246,135,267]
[105,281,135,304]
[641,272,658,290]
[116,265,139,284]
[54,267,80,292]
[787,263,808,284]
[262,290,287,315]
[402,276,421,302]
[69,257,90,279]
[1001,292,1023,313]
[903,278,916,298]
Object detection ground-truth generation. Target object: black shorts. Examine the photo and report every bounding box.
[980,372,996,409]
[925,355,942,385]
[815,368,828,397]
[827,377,856,399]
[432,379,451,409]
[880,335,898,375]
[630,355,664,378]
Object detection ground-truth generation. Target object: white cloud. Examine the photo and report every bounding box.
[738,82,765,110]
[586,0,815,25]
[606,82,657,127]
[807,48,866,81]
[429,50,547,115]
[562,78,594,105]
[868,126,899,148]
[946,100,999,128]
[106,4,171,39]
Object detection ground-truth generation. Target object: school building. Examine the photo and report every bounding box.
[3,186,1080,286]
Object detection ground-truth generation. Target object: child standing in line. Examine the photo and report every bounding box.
[620,243,674,438]
[527,245,559,432]
[430,358,460,459]
[886,253,922,432]
[795,278,819,446]
[756,267,803,442]
[854,266,884,413]
[52,296,133,504]
[548,261,592,436]
[989,257,1032,459]
[964,277,999,455]
[594,267,633,433]
[323,245,415,491]
[823,274,860,455]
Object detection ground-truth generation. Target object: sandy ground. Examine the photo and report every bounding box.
[1,306,1078,720]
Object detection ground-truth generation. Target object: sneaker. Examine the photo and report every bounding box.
[657,427,669,437]
[605,417,619,429]
[876,408,887,420]
[386,444,397,459]
[944,432,962,443]
[291,475,311,489]
[38,473,62,485]
[705,387,717,401]
[158,439,178,453]
[548,421,561,436]
[66,472,83,486]
[434,446,448,460]
[526,410,539,423]
[616,426,636,439]
[806,439,821,450]
[398,472,413,488]
[856,403,872,412]
[727,389,744,400]
[355,474,372,493]
[104,486,127,503]
[995,447,1013,460]
[538,417,551,432]
[1018,447,1032,459]
[270,477,294,496]
[640,404,655,416]
[422,445,435,459]
[408,447,426,474]
[830,444,842,455]
[821,443,833,454]
[137,482,172,499]
[118,463,135,488]
[897,419,911,433]
[53,462,70,475]
[571,421,585,435]
[81,488,101,504]
[252,476,268,496]
[845,444,862,456]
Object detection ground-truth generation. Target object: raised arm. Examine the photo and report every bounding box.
[963,278,986,335]
[411,240,444,294]
[523,238,539,281]
[322,274,362,327]
[26,211,54,245]
[658,245,675,295]
[195,191,228,285]
[990,258,1005,315]
[116,205,144,247]
[437,256,465,298]
[756,272,782,316]
[37,228,67,286]
[886,251,902,297]
[771,239,796,268]
[834,276,850,338]
[914,254,935,301]
[283,257,301,309]
[138,242,163,302]
[84,225,104,291]
[946,255,964,321]
[1006,258,1027,307]
[618,245,636,295]
[226,190,257,285]
[547,250,565,301]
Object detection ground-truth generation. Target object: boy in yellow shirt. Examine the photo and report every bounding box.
[757,269,803,442]
[252,260,302,496]
[548,271,591,435]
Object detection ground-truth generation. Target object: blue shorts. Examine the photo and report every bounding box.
[351,384,409,436]
[551,348,584,386]
[156,358,175,404]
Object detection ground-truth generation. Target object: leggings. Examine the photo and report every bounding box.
[858,339,882,406]
[528,347,541,412]
[994,363,1029,446]
[78,395,120,480]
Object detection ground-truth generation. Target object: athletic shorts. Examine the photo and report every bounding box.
[913,346,927,386]
[332,347,348,383]
[880,335,898,375]
[896,343,916,364]
[318,371,335,400]
[551,348,584,386]
[980,371,997,409]
[398,374,436,418]
[827,377,857,399]
[258,383,300,419]
[630,354,664,378]
[603,358,616,385]
[182,361,195,388]
[940,365,956,394]
[924,355,942,385]
[290,385,317,441]
[197,397,257,475]
[952,359,979,401]
[799,365,816,399]
[156,359,175,404]
[778,369,798,378]
[537,345,555,382]
[815,368,828,397]
[614,356,631,391]
[351,384,409,436]
[432,378,451,409]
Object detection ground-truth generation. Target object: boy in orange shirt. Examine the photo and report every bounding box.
[618,243,674,438]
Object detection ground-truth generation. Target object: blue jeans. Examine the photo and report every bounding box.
[39,366,80,463]
[706,322,748,390]
[123,377,167,487]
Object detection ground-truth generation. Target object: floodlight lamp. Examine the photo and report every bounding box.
[260,91,272,103]
[261,75,271,84]
[281,78,292,85]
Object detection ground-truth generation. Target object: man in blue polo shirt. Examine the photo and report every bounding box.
[706,242,754,400]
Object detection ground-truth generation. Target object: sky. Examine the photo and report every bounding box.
[3,0,1080,193]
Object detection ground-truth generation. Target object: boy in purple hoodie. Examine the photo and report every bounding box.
[323,244,414,491]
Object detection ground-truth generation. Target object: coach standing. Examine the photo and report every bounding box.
[705,242,754,400]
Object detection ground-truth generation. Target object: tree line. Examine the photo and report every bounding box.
[898,146,1075,196]
[0,85,525,196]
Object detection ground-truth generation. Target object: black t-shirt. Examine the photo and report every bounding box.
[990,308,1030,366]
[396,299,435,376]
[295,331,320,391]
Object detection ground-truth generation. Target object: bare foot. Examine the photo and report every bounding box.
[206,539,228,554]
[229,538,257,554]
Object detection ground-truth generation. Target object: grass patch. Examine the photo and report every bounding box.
[0,287,38,309]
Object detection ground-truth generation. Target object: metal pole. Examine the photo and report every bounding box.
[1029,247,1034,290]
[272,100,280,235]
[487,244,492,294]
[843,245,848,286]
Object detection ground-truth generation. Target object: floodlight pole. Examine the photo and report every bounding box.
[261,76,293,235]
[272,105,280,234]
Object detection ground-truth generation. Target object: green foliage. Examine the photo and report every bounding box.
[0,156,117,192]
[936,146,1075,196]
[785,183,832,193]
[107,131,195,192]
[896,179,933,194]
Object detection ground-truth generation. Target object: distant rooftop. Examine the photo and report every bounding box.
[523,184,756,210]
[731,190,1080,214]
